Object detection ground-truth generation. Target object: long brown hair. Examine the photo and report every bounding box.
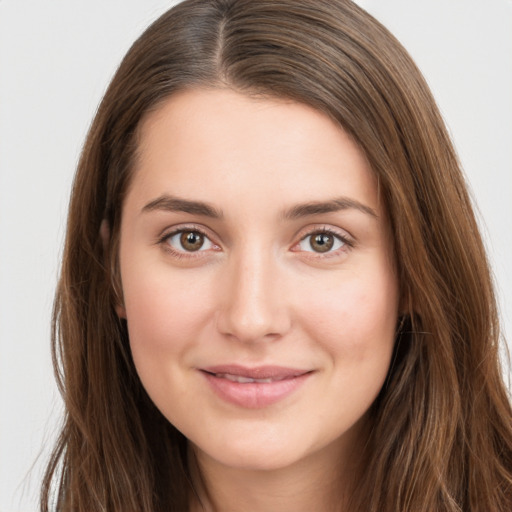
[41,1,512,510]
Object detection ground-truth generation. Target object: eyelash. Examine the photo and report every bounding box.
[157,225,217,259]
[294,226,354,258]
[157,225,354,259]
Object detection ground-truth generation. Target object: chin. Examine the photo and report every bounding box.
[191,432,287,468]
[191,427,328,473]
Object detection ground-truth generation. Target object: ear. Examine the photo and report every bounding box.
[99,218,110,245]
[100,219,127,319]
[398,281,413,318]
[115,303,127,320]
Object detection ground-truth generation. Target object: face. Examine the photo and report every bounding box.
[118,88,399,474]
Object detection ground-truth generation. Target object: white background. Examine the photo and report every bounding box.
[0,1,511,510]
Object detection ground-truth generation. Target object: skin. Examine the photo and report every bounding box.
[117,88,400,511]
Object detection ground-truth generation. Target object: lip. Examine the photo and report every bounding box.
[200,365,312,409]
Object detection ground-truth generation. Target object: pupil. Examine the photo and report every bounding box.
[311,233,333,253]
[181,231,204,251]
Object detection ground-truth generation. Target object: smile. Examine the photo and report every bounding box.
[213,374,281,384]
[199,365,312,409]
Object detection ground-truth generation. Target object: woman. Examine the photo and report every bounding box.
[41,0,512,510]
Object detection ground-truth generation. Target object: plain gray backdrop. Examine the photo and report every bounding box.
[1,1,511,510]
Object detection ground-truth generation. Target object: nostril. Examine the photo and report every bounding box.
[215,259,291,342]
[216,302,291,343]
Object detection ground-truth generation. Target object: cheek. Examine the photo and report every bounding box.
[121,265,219,419]
[300,264,399,361]
[122,266,215,361]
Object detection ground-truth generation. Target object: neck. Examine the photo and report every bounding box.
[188,433,364,512]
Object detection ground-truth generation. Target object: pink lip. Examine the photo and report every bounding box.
[200,365,312,409]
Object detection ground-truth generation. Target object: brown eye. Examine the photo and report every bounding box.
[296,230,347,255]
[309,233,334,253]
[180,231,205,251]
[163,229,216,255]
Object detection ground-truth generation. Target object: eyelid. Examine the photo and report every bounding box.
[155,223,354,260]
[156,223,221,256]
[291,225,355,256]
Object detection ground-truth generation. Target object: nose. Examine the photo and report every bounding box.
[216,248,291,343]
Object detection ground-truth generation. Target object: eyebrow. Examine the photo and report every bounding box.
[141,195,223,219]
[141,194,377,220]
[283,197,378,220]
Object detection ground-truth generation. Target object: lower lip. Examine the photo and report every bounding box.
[201,371,311,409]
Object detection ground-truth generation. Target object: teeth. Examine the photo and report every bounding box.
[217,373,275,384]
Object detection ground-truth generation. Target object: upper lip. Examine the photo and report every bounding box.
[200,365,311,380]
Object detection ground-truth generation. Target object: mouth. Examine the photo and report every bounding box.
[199,365,313,409]
[208,373,283,384]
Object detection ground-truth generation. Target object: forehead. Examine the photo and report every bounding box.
[127,87,380,216]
